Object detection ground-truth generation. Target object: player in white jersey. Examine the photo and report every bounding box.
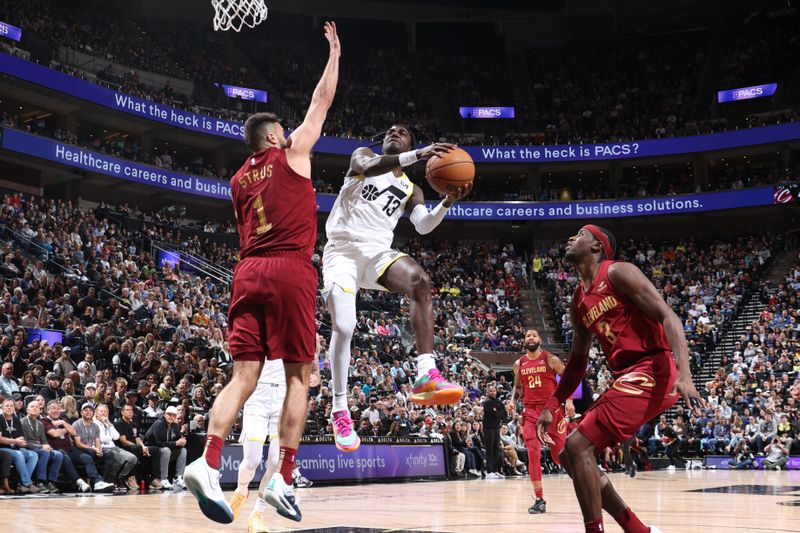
[323,125,471,452]
[229,350,315,532]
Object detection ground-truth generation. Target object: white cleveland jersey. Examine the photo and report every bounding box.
[258,358,285,387]
[325,170,414,248]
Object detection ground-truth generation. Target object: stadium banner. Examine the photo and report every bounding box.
[0,128,232,200]
[4,53,800,162]
[704,455,800,470]
[459,106,516,119]
[0,127,780,217]
[717,83,778,103]
[318,187,775,220]
[0,53,244,140]
[217,441,447,483]
[219,83,268,103]
[0,21,22,42]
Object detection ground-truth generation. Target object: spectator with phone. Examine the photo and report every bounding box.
[763,438,789,470]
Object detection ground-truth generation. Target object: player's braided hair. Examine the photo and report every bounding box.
[244,112,280,152]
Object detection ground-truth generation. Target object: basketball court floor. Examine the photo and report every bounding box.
[1,470,798,533]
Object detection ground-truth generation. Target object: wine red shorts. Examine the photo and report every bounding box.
[228,254,317,363]
[578,353,678,452]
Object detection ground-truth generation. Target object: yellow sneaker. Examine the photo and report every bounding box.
[229,490,248,521]
[248,511,270,533]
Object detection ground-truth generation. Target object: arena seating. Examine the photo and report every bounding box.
[1,1,798,494]
[532,232,796,468]
[3,0,799,145]
[689,260,800,460]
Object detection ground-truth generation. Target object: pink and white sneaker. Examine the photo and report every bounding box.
[331,409,360,452]
[410,368,464,406]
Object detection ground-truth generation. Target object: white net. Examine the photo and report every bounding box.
[212,0,268,32]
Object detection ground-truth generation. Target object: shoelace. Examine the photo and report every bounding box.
[333,415,353,436]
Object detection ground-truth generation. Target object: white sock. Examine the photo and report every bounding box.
[332,392,348,413]
[416,353,436,377]
[254,496,267,513]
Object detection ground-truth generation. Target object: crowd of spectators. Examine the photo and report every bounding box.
[0,189,537,492]
[0,0,185,79]
[0,186,795,495]
[3,0,799,209]
[531,232,800,471]
[232,20,440,140]
[4,0,799,147]
[0,1,798,491]
[523,33,706,144]
[632,258,800,469]
[717,10,800,102]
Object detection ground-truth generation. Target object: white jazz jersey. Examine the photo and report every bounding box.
[325,170,415,249]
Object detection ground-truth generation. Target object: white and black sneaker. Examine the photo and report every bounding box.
[265,472,302,522]
[183,459,233,524]
[292,472,313,489]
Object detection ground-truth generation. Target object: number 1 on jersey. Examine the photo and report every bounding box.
[252,195,272,235]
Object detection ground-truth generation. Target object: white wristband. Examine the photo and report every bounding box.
[398,150,419,167]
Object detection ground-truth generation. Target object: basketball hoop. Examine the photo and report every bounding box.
[212,0,268,32]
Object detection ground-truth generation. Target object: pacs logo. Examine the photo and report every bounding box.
[733,87,764,99]
[227,87,255,99]
[475,108,502,117]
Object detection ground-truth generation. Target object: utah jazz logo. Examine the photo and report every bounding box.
[361,184,381,201]
[360,183,407,217]
[611,372,656,396]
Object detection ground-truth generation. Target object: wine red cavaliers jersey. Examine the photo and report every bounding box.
[230,147,316,259]
[519,350,558,409]
[574,260,670,372]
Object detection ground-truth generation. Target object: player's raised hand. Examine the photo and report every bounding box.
[324,21,340,56]
[673,373,705,416]
[416,143,457,160]
[535,408,555,446]
[444,182,472,206]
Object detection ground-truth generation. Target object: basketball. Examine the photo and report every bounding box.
[425,147,475,196]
